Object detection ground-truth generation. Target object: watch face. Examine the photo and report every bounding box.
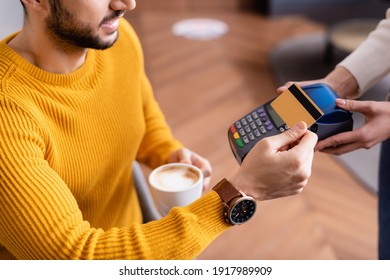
[229,198,256,225]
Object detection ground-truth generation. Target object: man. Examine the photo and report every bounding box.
[278,8,390,259]
[0,0,317,259]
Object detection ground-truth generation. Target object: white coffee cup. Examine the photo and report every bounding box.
[148,163,203,216]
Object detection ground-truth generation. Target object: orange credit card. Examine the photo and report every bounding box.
[271,84,324,128]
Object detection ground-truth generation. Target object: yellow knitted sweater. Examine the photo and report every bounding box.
[0,19,229,259]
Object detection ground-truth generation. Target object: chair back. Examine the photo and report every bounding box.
[133,162,162,223]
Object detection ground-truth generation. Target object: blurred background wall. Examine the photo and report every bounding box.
[2,0,388,39]
[0,0,23,39]
[268,0,389,24]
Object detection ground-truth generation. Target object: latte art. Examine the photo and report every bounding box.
[149,163,204,216]
[152,166,199,191]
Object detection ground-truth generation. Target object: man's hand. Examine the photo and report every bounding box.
[229,121,318,201]
[167,148,212,188]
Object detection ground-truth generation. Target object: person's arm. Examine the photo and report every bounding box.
[133,75,213,187]
[135,75,183,169]
[0,97,223,260]
[0,96,316,259]
[338,8,390,97]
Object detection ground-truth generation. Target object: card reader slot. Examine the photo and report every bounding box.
[317,110,352,124]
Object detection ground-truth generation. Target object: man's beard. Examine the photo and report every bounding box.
[45,1,119,50]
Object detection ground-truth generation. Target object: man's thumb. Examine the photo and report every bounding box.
[272,121,308,148]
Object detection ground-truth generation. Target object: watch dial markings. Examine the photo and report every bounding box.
[230,200,256,225]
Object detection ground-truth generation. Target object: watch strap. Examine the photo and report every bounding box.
[213,178,241,203]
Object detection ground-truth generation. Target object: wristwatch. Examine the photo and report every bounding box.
[213,178,257,225]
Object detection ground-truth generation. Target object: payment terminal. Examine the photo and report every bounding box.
[228,83,353,164]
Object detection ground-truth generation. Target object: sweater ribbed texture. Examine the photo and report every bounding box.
[0,19,230,259]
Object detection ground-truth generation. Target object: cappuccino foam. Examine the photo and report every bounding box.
[152,166,199,191]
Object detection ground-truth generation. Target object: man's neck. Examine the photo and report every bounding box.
[7,29,88,74]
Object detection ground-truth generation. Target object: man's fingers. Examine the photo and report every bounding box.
[191,155,212,178]
[178,148,192,164]
[267,121,308,150]
[291,129,318,153]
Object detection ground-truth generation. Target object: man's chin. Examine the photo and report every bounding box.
[98,33,119,50]
[90,33,118,50]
